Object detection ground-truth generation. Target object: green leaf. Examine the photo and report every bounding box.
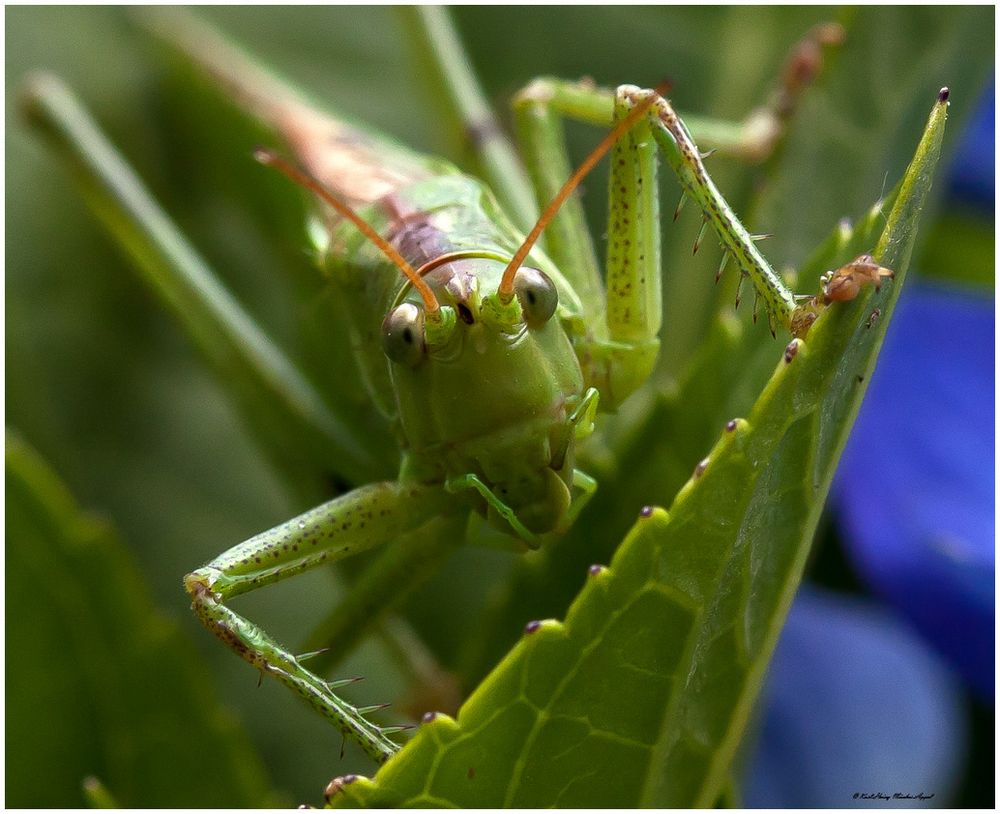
[5,432,280,807]
[327,91,948,808]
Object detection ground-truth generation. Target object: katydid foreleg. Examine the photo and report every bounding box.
[185,480,452,763]
[511,81,669,407]
[506,16,840,334]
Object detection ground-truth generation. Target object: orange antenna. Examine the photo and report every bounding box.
[254,149,441,318]
[498,83,670,302]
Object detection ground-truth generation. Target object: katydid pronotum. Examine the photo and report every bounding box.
[23,7,893,768]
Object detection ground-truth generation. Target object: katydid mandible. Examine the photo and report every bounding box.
[23,7,887,765]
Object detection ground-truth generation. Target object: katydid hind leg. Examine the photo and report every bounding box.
[675,21,845,162]
[511,81,607,324]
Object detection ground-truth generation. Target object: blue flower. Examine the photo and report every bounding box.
[835,283,994,699]
[831,78,995,700]
[745,587,967,808]
[947,81,994,207]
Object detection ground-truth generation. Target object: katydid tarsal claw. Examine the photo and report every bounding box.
[23,6,886,768]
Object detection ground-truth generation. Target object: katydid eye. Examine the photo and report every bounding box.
[381,303,426,366]
[514,267,558,327]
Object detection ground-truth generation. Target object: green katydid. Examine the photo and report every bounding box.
[22,7,890,768]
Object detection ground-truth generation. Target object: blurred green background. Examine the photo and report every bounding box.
[6,6,993,807]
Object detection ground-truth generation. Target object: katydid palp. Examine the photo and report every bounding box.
[23,7,892,769]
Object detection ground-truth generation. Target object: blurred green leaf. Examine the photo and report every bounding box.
[918,210,995,289]
[5,432,279,807]
[22,73,390,496]
[752,7,990,266]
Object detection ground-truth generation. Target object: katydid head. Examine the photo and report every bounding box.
[381,256,560,369]
[381,255,583,539]
[256,151,583,540]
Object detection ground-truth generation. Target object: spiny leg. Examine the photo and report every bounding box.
[592,85,888,351]
[638,86,798,330]
[628,84,891,337]
[186,480,452,763]
[509,21,843,340]
[507,86,770,328]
